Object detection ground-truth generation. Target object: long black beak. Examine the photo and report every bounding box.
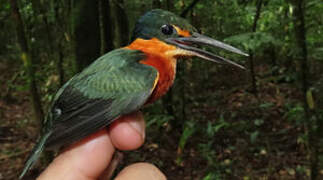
[165,32,248,69]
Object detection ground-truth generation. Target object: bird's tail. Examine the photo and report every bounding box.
[19,132,51,179]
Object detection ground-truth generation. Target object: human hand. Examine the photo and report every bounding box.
[37,112,166,180]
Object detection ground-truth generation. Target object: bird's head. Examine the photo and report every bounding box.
[131,9,247,69]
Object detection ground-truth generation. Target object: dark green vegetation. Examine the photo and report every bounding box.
[1,0,322,179]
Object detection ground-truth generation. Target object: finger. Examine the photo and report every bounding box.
[115,163,166,180]
[38,129,114,180]
[108,112,145,150]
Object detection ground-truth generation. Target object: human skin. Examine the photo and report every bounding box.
[37,112,166,180]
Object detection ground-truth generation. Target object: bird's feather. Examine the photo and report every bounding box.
[46,48,158,148]
[20,48,158,178]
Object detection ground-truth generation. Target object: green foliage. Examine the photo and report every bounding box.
[202,172,222,180]
[145,114,174,128]
[259,102,274,109]
[224,32,280,52]
[176,120,196,164]
[284,103,305,125]
[206,115,230,137]
[312,47,323,60]
[178,121,195,150]
[198,141,218,168]
[250,130,259,144]
[254,119,264,126]
[306,0,323,60]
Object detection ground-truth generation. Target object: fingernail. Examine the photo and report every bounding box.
[127,114,145,140]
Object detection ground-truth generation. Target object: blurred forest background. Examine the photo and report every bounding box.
[1,0,323,179]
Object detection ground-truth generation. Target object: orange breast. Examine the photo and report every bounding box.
[126,38,177,103]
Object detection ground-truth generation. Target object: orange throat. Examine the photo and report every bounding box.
[126,38,177,103]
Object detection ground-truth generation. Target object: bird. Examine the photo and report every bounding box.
[19,9,248,179]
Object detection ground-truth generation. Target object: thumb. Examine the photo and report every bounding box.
[38,129,114,180]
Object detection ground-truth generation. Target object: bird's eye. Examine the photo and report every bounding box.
[161,24,174,35]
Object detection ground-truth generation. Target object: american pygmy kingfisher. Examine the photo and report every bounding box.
[20,9,247,178]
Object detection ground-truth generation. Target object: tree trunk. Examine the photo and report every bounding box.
[100,0,114,54]
[10,0,44,127]
[31,0,55,57]
[54,2,66,86]
[57,40,65,86]
[113,0,129,47]
[180,0,200,17]
[74,0,101,71]
[98,0,106,55]
[270,47,278,76]
[152,0,162,9]
[248,0,263,95]
[293,0,317,179]
[166,0,174,11]
[180,61,188,123]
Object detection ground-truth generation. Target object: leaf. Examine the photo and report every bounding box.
[177,121,195,155]
[206,116,230,137]
[21,53,28,67]
[306,90,315,110]
[250,131,259,144]
[254,119,264,126]
[214,123,228,132]
[145,114,173,128]
[203,172,220,180]
[224,32,281,52]
[64,32,70,42]
[259,102,274,109]
[312,47,323,60]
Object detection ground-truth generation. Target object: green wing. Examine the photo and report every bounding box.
[45,48,158,148]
